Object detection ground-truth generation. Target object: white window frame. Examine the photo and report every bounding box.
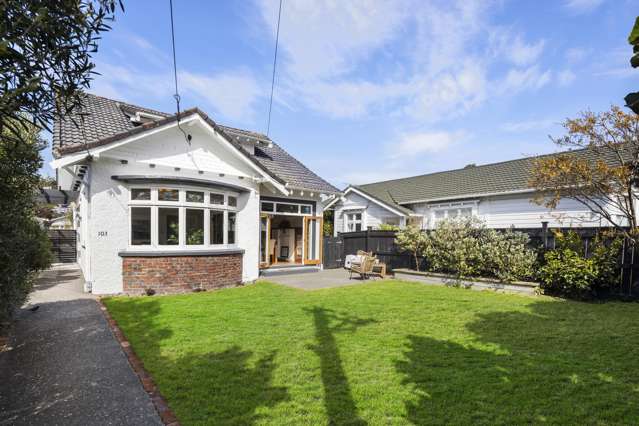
[429,201,478,227]
[260,200,313,216]
[128,185,239,250]
[344,210,364,232]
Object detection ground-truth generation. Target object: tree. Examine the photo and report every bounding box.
[1,0,122,144]
[0,120,52,323]
[625,16,639,113]
[529,106,639,242]
[0,0,121,324]
[395,226,428,270]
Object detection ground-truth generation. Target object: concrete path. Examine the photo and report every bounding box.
[0,265,162,426]
[263,268,384,290]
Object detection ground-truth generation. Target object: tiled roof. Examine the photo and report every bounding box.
[349,186,414,216]
[53,94,339,194]
[358,148,631,207]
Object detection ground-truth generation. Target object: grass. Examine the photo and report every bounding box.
[103,280,639,425]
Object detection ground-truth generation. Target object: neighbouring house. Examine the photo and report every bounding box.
[327,150,625,234]
[52,94,339,294]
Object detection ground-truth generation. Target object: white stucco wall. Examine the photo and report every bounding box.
[74,122,273,294]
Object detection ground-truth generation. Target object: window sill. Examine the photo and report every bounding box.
[118,248,245,257]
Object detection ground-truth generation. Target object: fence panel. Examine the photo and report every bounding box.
[322,236,344,269]
[48,229,77,263]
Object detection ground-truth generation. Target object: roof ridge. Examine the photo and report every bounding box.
[358,146,592,188]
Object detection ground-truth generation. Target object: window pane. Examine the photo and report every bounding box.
[300,205,312,214]
[228,212,236,244]
[355,223,362,231]
[210,210,224,244]
[131,188,150,201]
[158,207,179,245]
[210,193,224,205]
[261,202,274,212]
[131,207,151,245]
[276,203,298,214]
[186,209,204,245]
[228,196,237,207]
[460,208,472,217]
[158,188,179,202]
[186,191,204,203]
[355,213,362,220]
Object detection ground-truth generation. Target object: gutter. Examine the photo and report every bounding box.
[398,188,537,205]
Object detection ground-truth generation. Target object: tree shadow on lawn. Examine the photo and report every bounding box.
[106,297,289,425]
[396,300,639,424]
[306,307,377,425]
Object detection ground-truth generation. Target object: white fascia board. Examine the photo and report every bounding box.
[323,195,344,209]
[50,152,90,169]
[49,116,199,170]
[196,116,288,195]
[341,205,367,211]
[347,187,407,217]
[398,188,536,205]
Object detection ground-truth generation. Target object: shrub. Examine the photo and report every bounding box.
[395,226,428,270]
[538,231,622,298]
[0,122,52,325]
[379,223,400,231]
[423,217,536,282]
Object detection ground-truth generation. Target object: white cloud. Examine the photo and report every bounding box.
[180,70,262,120]
[499,66,552,94]
[255,0,550,123]
[500,119,556,132]
[390,130,465,159]
[564,0,605,14]
[565,47,589,63]
[90,60,263,122]
[557,69,576,86]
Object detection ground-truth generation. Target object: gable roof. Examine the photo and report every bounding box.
[357,147,632,206]
[349,185,414,216]
[53,94,339,194]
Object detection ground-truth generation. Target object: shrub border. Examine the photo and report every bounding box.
[98,299,180,426]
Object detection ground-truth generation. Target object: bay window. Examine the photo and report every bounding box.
[210,210,224,244]
[131,207,151,245]
[129,187,239,248]
[158,207,179,245]
[186,209,204,245]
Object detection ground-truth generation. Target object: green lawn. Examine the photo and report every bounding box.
[103,280,639,425]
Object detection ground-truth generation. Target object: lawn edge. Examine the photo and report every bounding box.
[98,298,180,426]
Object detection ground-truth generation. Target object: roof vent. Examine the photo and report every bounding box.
[464,163,477,169]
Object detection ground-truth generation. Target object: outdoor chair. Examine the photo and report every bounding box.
[350,255,376,280]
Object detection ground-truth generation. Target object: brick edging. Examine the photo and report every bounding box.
[98,299,180,426]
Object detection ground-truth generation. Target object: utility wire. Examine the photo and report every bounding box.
[169,0,191,145]
[266,0,283,137]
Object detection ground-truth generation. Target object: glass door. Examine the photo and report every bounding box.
[260,215,271,268]
[303,216,323,265]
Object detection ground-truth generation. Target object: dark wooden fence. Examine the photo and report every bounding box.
[323,228,639,297]
[48,229,76,263]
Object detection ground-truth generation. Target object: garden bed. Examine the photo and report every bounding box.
[393,269,539,295]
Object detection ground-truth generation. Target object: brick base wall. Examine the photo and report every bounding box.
[122,254,243,294]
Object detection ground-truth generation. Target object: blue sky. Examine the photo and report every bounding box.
[43,0,638,188]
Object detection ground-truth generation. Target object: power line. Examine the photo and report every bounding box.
[169,0,191,145]
[266,0,283,137]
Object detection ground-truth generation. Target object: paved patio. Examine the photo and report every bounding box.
[0,264,162,426]
[262,267,385,290]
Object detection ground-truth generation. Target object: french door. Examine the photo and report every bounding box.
[303,216,323,265]
[259,214,271,268]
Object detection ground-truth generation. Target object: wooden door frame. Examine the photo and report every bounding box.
[259,214,271,269]
[303,216,323,265]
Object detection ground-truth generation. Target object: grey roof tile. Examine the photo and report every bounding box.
[358,148,631,207]
[53,94,339,194]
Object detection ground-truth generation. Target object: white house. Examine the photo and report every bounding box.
[52,94,339,294]
[327,152,623,234]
